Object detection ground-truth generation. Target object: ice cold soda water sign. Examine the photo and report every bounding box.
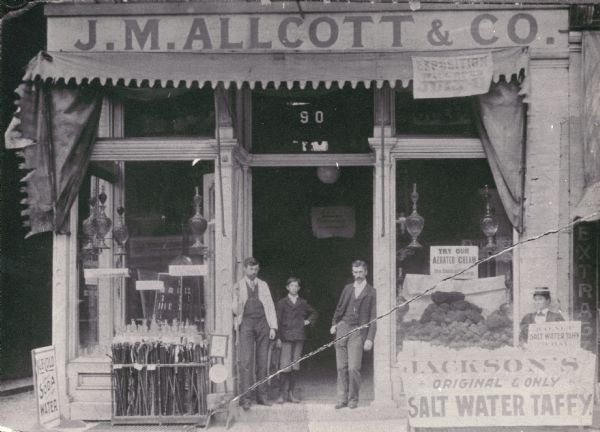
[32,346,60,428]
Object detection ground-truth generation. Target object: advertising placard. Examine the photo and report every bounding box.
[311,206,355,239]
[412,53,493,99]
[430,246,479,280]
[83,268,130,279]
[31,346,60,428]
[168,264,207,277]
[398,345,595,428]
[136,280,165,291]
[527,321,582,349]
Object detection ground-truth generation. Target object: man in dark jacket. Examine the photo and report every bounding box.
[519,286,564,343]
[329,260,376,409]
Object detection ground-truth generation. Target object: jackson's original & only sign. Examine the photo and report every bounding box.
[398,345,595,428]
[48,10,567,52]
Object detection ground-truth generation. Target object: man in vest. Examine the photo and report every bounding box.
[233,257,278,410]
[329,260,376,409]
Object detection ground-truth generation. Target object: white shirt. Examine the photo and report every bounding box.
[233,277,278,331]
[534,308,549,324]
[288,294,298,304]
[245,277,258,290]
[354,280,367,298]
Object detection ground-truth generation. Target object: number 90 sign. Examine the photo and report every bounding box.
[300,110,324,124]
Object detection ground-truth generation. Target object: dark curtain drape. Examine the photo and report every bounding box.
[473,80,526,233]
[4,80,201,237]
[5,82,102,236]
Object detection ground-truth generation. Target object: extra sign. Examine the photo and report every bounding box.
[31,346,60,428]
[47,10,567,52]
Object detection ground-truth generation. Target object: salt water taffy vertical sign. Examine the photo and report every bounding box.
[398,345,595,428]
[31,346,60,428]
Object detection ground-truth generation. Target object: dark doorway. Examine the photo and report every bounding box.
[252,166,373,400]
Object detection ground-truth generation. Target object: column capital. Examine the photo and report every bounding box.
[368,138,398,153]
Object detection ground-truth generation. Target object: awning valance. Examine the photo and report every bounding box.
[7,47,529,237]
[24,47,528,89]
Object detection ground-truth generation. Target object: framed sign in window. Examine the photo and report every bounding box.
[209,334,229,359]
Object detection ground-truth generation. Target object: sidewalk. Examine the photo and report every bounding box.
[0,389,406,432]
[2,390,600,432]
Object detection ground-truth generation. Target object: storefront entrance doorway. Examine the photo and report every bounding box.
[252,166,374,401]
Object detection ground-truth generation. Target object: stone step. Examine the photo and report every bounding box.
[234,401,406,423]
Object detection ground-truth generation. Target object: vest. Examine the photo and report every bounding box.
[342,292,360,326]
[243,281,265,319]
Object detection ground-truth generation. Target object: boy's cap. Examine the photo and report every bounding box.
[533,286,551,298]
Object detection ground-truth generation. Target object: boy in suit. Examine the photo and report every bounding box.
[275,277,318,403]
[519,286,564,343]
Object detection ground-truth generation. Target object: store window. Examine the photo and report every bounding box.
[122,89,215,138]
[395,160,513,355]
[77,161,216,357]
[394,89,477,136]
[252,84,373,154]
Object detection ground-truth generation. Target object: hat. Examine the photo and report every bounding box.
[533,286,551,300]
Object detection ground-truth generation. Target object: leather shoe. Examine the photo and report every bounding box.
[241,400,251,411]
[334,401,348,409]
[256,398,273,406]
[348,401,358,409]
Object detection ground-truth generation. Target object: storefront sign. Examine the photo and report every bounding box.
[83,268,130,279]
[311,206,355,239]
[168,264,207,277]
[48,10,566,52]
[31,346,60,428]
[430,246,479,280]
[398,346,596,428]
[412,53,492,98]
[136,280,164,291]
[573,222,598,353]
[527,321,581,349]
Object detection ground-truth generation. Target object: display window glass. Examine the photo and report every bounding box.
[394,89,477,137]
[395,159,513,355]
[77,161,216,357]
[252,84,373,154]
[122,89,215,138]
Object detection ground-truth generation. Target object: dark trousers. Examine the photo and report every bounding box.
[238,317,270,403]
[335,320,364,404]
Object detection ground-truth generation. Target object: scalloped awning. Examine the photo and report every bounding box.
[23,47,529,89]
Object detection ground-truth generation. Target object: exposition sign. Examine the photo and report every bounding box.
[412,53,493,99]
[31,346,60,428]
[47,10,567,52]
[527,321,581,349]
[398,345,595,428]
[430,245,479,280]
